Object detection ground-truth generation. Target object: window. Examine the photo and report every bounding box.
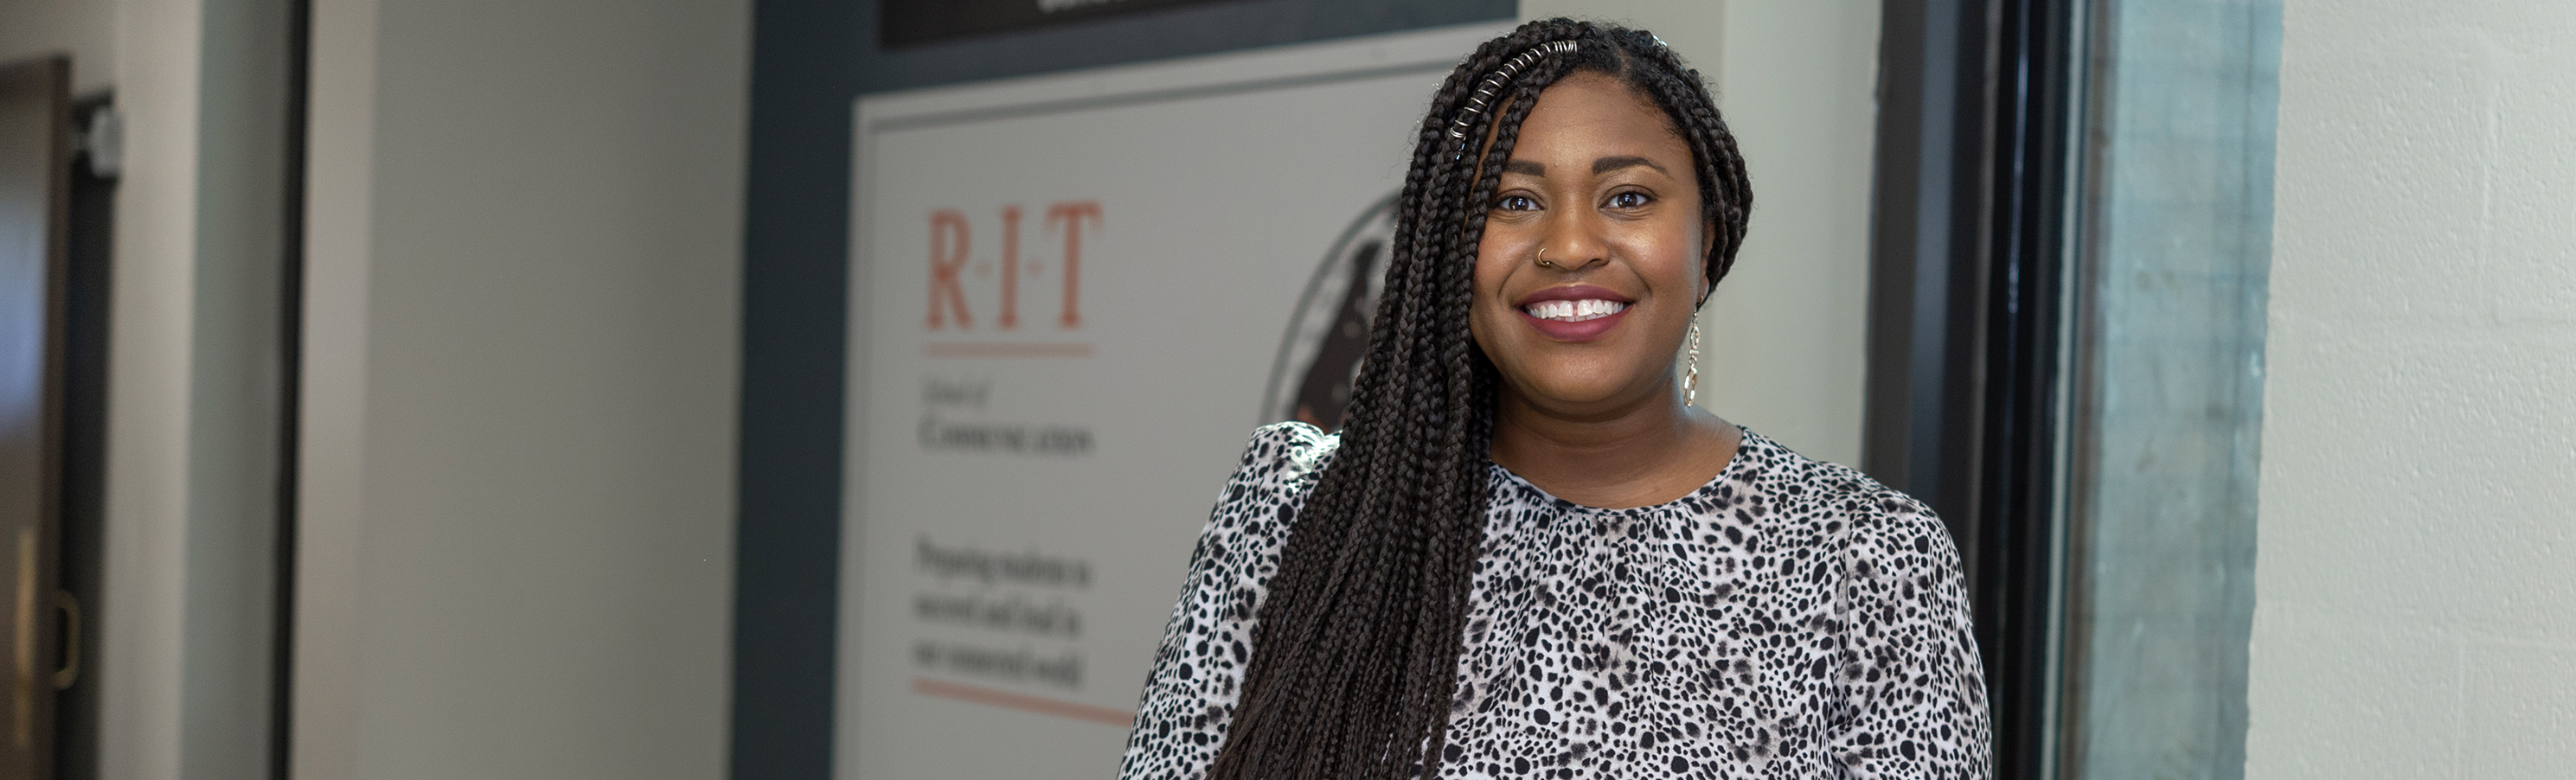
[1866,2,2280,777]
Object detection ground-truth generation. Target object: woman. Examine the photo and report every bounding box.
[1122,18,1990,780]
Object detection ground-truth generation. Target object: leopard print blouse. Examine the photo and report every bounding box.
[1119,422,1991,779]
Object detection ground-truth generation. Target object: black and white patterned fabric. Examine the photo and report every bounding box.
[1119,422,1991,779]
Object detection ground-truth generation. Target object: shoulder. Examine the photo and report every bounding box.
[1125,425,1342,777]
[1230,421,1339,483]
[1729,435,1990,773]
[1733,430,1958,579]
[1217,422,1338,510]
[1201,422,1339,561]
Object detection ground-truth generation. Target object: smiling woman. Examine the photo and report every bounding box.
[1472,71,1736,511]
[1121,18,1991,780]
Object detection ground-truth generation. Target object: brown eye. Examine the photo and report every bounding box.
[1495,195,1541,212]
[1606,191,1652,209]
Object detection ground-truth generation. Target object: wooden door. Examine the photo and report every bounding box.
[0,55,72,780]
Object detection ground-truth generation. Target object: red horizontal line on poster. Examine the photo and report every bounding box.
[911,677,1136,727]
[924,342,1094,358]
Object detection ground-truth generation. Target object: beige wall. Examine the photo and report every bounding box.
[294,0,747,777]
[2248,1,2576,777]
[0,0,115,93]
[1521,0,1880,466]
[97,0,212,773]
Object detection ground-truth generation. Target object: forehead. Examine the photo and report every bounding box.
[1509,72,1687,166]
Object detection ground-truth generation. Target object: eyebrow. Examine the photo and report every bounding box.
[1500,157,1668,177]
[1593,156,1667,175]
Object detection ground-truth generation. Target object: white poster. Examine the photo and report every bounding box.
[839,22,1512,779]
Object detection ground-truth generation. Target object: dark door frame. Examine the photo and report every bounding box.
[0,53,74,780]
[272,0,315,777]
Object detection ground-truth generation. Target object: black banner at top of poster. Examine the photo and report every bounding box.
[881,0,1240,48]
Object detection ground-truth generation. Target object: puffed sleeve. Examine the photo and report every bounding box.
[1118,422,1333,780]
[1826,494,1994,778]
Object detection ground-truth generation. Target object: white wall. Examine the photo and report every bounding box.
[1521,0,1880,466]
[2247,1,2576,777]
[295,0,748,777]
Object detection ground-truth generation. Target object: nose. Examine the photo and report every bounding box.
[1536,208,1609,272]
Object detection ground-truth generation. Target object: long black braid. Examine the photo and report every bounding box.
[1207,18,1754,780]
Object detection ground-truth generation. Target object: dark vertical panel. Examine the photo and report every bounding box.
[732,3,1512,777]
[734,1,862,777]
[1973,3,2079,778]
[51,96,110,780]
[1865,0,1953,521]
[1865,1,2079,777]
[1864,0,1992,544]
[272,0,314,776]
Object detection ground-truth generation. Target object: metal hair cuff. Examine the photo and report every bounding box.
[1446,40,1580,140]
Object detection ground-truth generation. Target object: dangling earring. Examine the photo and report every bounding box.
[1682,320,1701,407]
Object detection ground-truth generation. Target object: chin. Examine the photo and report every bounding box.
[1512,372,1660,411]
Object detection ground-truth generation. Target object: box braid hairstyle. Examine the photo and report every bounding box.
[1205,17,1753,780]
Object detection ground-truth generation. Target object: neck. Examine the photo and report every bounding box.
[1486,379,1740,509]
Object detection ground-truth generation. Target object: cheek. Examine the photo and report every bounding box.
[1636,220,1705,296]
[1472,234,1514,287]
[1466,272,1506,350]
[1469,244,1516,323]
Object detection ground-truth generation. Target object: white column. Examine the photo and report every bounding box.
[100,0,295,777]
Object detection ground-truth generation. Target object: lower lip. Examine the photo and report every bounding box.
[1519,306,1629,342]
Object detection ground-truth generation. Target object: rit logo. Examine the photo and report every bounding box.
[926,201,1100,330]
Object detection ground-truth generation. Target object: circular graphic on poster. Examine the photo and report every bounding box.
[1263,192,1399,429]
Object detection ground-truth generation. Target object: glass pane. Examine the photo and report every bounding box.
[2063,1,2281,778]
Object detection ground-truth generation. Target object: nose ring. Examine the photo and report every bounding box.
[1536,248,1557,269]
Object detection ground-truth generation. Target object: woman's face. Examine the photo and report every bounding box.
[1471,72,1711,414]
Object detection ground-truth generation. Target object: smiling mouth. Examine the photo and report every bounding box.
[1522,298,1631,322]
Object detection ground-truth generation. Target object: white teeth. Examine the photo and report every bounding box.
[1523,298,1630,322]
